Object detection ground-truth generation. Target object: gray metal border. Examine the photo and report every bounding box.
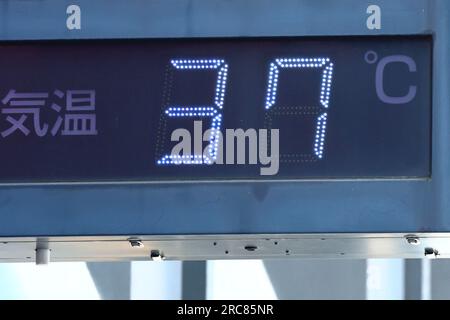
[1,233,449,261]
[0,0,447,260]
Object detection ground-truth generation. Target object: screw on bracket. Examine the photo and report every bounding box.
[424,247,440,257]
[406,235,421,246]
[150,249,165,261]
[244,245,258,252]
[128,238,144,248]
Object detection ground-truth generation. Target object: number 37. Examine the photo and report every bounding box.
[158,57,334,165]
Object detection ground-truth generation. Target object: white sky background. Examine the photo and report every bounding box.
[0,259,409,299]
[0,262,99,300]
[0,260,273,300]
[207,260,277,300]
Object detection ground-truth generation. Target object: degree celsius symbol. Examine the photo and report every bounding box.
[365,50,418,104]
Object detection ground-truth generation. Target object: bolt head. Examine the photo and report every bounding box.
[406,236,420,245]
[129,239,144,248]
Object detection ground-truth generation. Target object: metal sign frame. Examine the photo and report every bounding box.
[0,0,448,262]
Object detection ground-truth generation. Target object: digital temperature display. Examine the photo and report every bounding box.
[0,36,431,182]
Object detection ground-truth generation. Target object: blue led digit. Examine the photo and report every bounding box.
[265,58,334,159]
[158,59,228,165]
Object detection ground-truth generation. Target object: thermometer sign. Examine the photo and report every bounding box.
[0,35,431,182]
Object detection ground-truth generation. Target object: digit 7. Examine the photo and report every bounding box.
[264,57,334,160]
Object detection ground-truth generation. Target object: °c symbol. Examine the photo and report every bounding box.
[365,51,418,104]
[364,50,378,64]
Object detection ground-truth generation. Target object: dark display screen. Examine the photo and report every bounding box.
[0,36,431,182]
